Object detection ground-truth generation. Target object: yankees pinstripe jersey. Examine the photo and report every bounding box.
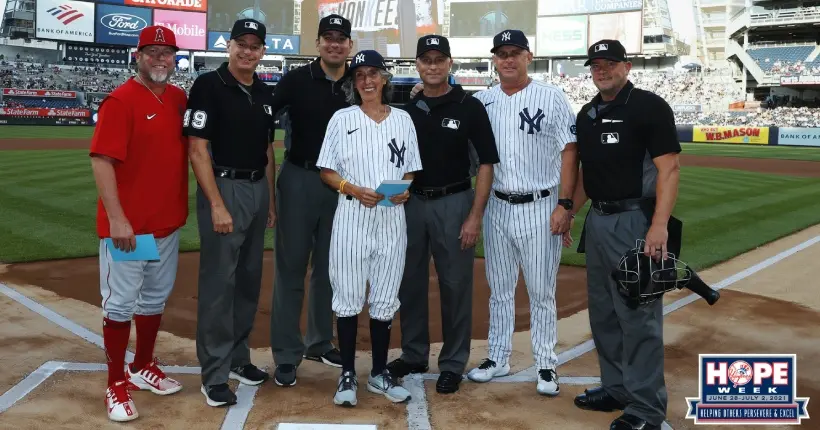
[473,80,577,194]
[317,106,423,189]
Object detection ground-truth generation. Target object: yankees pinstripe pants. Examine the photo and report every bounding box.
[583,208,667,426]
[483,190,562,370]
[329,195,407,321]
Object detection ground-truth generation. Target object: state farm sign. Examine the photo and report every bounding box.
[3,88,77,98]
[0,107,90,118]
[125,0,207,13]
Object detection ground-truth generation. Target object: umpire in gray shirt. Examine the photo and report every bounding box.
[386,35,499,394]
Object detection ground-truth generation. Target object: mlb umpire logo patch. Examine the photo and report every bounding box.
[442,118,460,130]
[601,132,619,144]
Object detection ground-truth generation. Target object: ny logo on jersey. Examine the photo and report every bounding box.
[519,107,545,134]
[388,138,406,168]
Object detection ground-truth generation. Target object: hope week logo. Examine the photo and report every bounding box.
[686,354,810,425]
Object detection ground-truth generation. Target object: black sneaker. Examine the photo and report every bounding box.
[436,371,463,394]
[200,383,237,407]
[386,357,429,378]
[304,347,343,368]
[229,363,270,386]
[274,364,297,387]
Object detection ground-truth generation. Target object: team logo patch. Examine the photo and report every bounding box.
[245,21,258,30]
[519,107,545,134]
[388,138,406,168]
[154,27,166,43]
[330,17,342,25]
[595,43,608,52]
[263,105,272,116]
[685,354,810,425]
[501,31,511,41]
[442,118,460,130]
[601,132,619,144]
[354,53,365,63]
[570,125,576,135]
[427,38,439,46]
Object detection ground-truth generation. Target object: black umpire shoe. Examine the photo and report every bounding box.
[610,413,661,430]
[386,357,429,378]
[436,371,463,394]
[201,383,237,407]
[304,347,343,368]
[574,386,626,412]
[274,364,297,387]
[229,363,270,386]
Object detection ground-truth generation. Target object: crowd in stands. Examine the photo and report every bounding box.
[3,58,820,127]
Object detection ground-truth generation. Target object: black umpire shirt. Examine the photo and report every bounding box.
[269,58,350,167]
[183,62,276,171]
[575,80,681,202]
[403,85,500,188]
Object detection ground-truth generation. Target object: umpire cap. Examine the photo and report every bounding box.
[231,18,266,43]
[319,14,351,38]
[417,35,450,58]
[584,39,628,66]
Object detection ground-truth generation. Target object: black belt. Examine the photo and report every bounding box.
[493,189,550,204]
[410,180,471,200]
[213,167,264,182]
[591,198,653,215]
[285,152,319,172]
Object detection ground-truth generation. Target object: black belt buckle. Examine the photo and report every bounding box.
[248,170,263,181]
[412,181,469,200]
[495,189,549,204]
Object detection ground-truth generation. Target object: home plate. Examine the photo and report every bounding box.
[276,425,377,430]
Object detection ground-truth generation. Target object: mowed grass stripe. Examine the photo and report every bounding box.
[0,125,286,141]
[681,142,820,161]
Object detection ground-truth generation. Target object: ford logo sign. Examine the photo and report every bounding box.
[101,13,147,33]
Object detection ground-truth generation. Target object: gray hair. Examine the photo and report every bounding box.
[342,69,394,105]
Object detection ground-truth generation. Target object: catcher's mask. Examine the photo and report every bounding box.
[611,239,693,308]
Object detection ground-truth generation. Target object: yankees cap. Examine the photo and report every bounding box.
[491,29,529,53]
[348,50,387,74]
[416,35,450,58]
[584,39,628,66]
[319,14,352,38]
[137,25,178,51]
[231,18,266,43]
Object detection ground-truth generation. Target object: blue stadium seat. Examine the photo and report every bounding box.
[746,45,814,72]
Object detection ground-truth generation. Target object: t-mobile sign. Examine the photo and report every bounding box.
[152,9,206,50]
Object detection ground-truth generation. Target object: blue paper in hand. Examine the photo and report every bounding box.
[104,234,161,261]
[375,180,412,207]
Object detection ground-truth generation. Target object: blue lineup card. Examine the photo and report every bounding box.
[104,234,160,261]
[375,180,412,207]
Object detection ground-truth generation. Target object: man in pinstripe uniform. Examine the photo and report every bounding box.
[466,29,579,396]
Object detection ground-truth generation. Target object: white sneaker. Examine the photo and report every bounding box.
[367,369,411,403]
[467,358,510,383]
[536,369,560,396]
[334,370,358,407]
[127,360,183,395]
[105,380,139,422]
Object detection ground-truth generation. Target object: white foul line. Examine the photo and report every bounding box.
[0,282,135,362]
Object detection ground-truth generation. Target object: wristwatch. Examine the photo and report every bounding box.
[558,198,573,211]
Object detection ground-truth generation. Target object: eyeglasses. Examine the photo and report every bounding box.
[142,47,175,59]
[354,68,381,81]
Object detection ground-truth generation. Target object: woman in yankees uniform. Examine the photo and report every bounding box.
[316,49,423,407]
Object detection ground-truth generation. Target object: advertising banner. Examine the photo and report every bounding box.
[0,107,91,118]
[777,127,820,147]
[538,0,643,17]
[36,0,96,42]
[587,11,643,54]
[692,126,770,144]
[206,31,300,54]
[0,117,92,126]
[100,0,209,13]
[3,88,77,98]
[299,0,440,58]
[65,44,130,65]
[780,75,820,86]
[95,4,152,46]
[536,15,587,56]
[153,9,207,50]
[673,104,702,113]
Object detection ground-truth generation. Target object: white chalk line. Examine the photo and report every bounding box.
[1,233,818,428]
[404,234,820,430]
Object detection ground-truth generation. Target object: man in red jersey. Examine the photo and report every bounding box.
[89,25,189,423]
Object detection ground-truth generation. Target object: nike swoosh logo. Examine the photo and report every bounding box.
[347,129,358,134]
[484,102,494,107]
[147,114,156,119]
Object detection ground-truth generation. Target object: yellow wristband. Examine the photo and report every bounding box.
[339,180,347,194]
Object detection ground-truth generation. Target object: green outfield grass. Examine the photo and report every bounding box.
[681,142,820,161]
[0,125,286,141]
[2,147,820,271]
